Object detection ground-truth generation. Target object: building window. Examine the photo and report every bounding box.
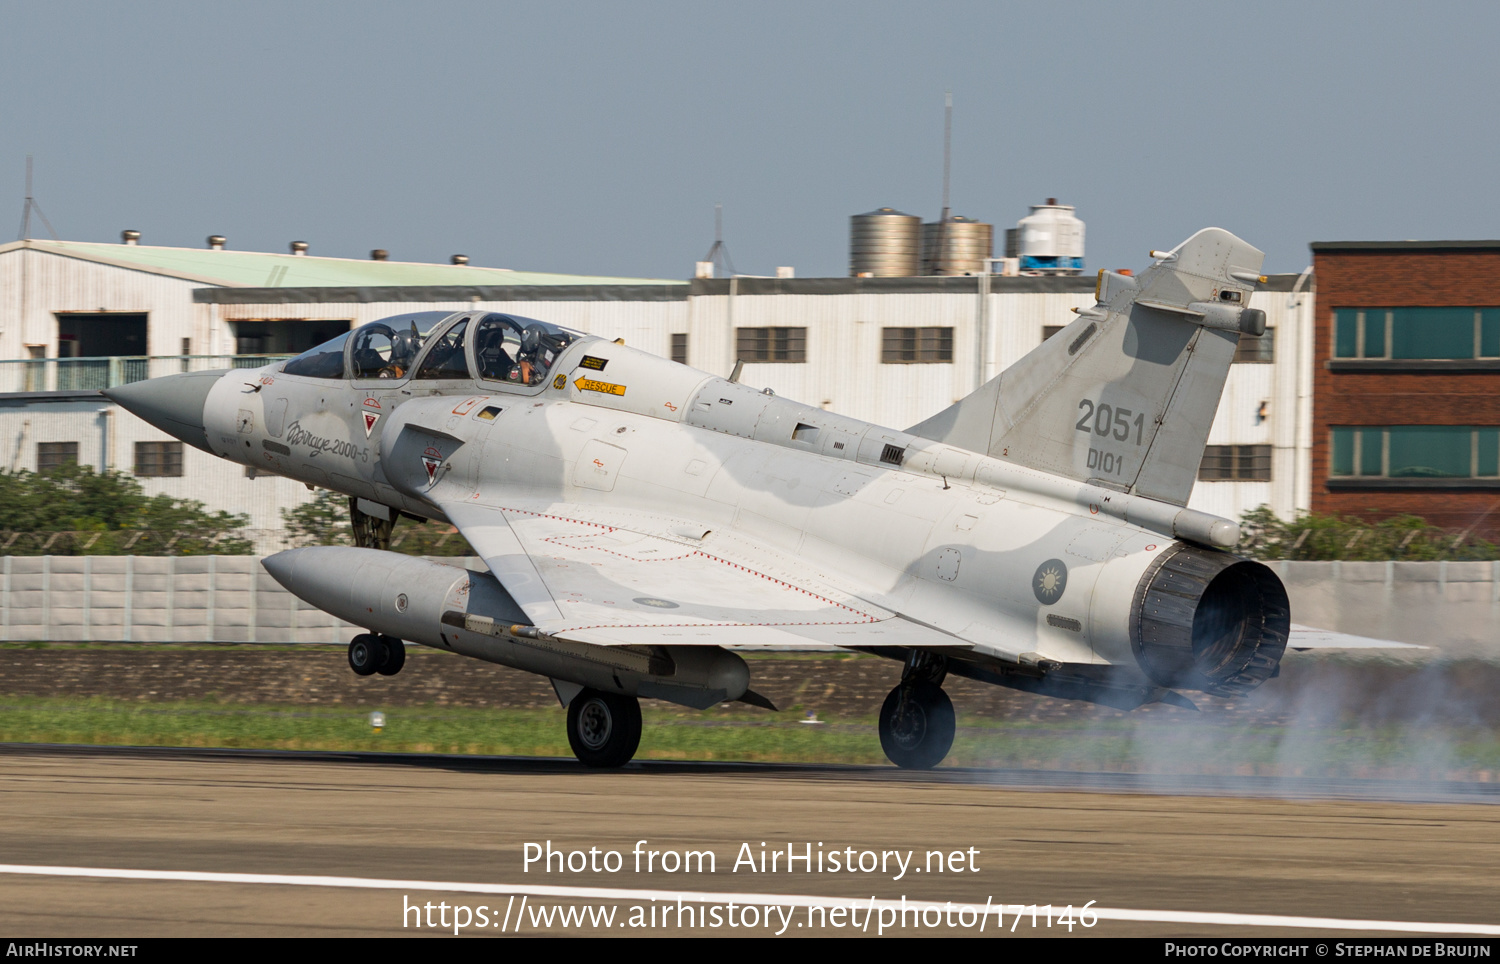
[1330,426,1499,479]
[37,442,78,473]
[134,441,184,477]
[232,319,352,356]
[1333,308,1500,360]
[1234,327,1275,363]
[1042,325,1064,343]
[881,327,953,364]
[735,327,806,363]
[671,333,689,365]
[1198,444,1272,481]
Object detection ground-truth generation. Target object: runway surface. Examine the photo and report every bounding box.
[1,746,1498,937]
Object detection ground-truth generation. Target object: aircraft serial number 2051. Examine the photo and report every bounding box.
[1076,398,1146,476]
[1075,399,1145,444]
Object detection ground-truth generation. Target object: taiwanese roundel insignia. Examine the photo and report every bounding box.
[421,446,443,485]
[1033,558,1068,605]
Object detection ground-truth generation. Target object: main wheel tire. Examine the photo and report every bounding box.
[878,681,955,770]
[566,689,643,768]
[376,636,406,676]
[348,634,383,677]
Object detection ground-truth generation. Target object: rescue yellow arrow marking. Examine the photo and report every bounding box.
[573,376,626,396]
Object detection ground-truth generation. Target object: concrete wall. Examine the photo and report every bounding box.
[0,555,466,644]
[1,556,1493,657]
[1274,559,1500,657]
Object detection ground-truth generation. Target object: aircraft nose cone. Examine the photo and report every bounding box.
[102,370,228,453]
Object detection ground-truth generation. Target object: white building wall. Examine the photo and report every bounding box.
[0,247,1316,548]
[1185,282,1315,523]
[0,247,212,360]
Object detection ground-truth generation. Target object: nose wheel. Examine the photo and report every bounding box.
[879,681,955,770]
[566,689,642,768]
[348,633,406,677]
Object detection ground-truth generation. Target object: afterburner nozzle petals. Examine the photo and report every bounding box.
[102,369,228,453]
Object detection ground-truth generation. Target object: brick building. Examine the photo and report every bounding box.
[1310,241,1500,539]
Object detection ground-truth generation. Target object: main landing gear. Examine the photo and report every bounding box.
[566,689,642,768]
[879,651,955,770]
[348,633,406,677]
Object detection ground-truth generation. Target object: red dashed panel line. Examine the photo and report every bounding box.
[564,623,888,638]
[534,535,869,615]
[493,504,619,531]
[493,505,882,629]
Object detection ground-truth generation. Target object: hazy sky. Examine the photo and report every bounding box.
[4,1,1498,279]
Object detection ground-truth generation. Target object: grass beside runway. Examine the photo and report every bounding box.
[1,694,1499,779]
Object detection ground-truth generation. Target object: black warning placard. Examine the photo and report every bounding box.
[578,355,609,371]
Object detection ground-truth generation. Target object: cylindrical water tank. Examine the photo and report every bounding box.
[1016,198,1085,274]
[920,216,993,276]
[850,208,922,277]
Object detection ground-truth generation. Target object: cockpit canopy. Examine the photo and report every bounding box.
[471,312,577,386]
[280,311,580,387]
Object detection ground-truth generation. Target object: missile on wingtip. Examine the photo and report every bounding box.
[261,546,750,709]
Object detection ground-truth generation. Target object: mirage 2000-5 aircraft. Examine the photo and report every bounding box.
[105,227,1293,769]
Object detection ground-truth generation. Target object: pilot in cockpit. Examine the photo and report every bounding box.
[383,324,422,379]
[516,324,552,385]
[477,324,517,381]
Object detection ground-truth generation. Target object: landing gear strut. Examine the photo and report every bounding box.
[879,651,955,770]
[348,633,406,677]
[566,688,642,768]
[350,498,395,550]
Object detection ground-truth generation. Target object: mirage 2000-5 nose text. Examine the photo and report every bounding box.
[106,228,1292,769]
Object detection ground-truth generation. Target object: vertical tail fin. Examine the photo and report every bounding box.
[907,227,1266,506]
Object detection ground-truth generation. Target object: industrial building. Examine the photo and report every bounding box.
[0,236,686,547]
[0,226,1313,551]
[1310,240,1500,540]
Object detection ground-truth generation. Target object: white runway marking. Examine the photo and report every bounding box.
[0,863,1495,935]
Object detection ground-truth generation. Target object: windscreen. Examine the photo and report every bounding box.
[283,311,457,380]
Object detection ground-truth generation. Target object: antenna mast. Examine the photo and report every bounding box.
[702,202,736,278]
[17,156,59,241]
[941,90,952,223]
[928,91,953,275]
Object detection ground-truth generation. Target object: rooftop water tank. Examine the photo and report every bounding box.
[1016,198,1085,275]
[921,215,993,276]
[850,207,922,277]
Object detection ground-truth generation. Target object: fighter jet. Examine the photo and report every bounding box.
[105,227,1289,769]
